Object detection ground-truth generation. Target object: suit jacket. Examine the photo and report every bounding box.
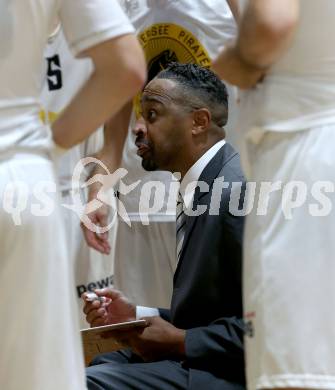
[160,143,246,389]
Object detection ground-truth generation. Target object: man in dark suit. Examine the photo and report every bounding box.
[83,63,246,390]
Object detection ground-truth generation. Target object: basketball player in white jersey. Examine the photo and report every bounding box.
[41,27,117,328]
[82,0,239,309]
[214,1,335,389]
[0,1,145,389]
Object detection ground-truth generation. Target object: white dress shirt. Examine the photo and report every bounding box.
[180,139,226,209]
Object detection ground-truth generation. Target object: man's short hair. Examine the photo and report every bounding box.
[157,63,228,127]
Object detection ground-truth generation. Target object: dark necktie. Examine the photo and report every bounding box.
[176,191,186,263]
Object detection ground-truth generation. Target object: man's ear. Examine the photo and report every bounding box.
[191,108,211,135]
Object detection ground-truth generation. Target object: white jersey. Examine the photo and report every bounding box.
[41,28,103,192]
[237,2,335,389]
[0,0,134,155]
[239,0,335,132]
[41,28,115,329]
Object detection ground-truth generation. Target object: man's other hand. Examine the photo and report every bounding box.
[116,316,186,362]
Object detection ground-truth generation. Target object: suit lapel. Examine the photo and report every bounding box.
[174,143,237,281]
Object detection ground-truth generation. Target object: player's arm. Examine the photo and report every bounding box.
[213,0,299,88]
[99,101,133,171]
[82,103,133,254]
[235,0,299,68]
[52,34,146,149]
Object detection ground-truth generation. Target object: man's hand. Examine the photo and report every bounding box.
[83,288,136,327]
[112,316,186,362]
[213,45,265,89]
[81,181,111,255]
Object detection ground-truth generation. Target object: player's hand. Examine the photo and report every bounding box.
[82,288,136,327]
[81,183,111,255]
[114,316,186,362]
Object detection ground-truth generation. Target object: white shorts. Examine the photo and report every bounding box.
[0,152,85,390]
[243,124,335,389]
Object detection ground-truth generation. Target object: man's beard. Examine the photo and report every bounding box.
[141,158,158,171]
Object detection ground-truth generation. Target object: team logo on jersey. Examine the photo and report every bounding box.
[134,23,211,116]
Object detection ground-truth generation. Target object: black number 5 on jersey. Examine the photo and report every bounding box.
[46,55,62,91]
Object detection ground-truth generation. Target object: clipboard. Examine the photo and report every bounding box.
[81,320,147,366]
